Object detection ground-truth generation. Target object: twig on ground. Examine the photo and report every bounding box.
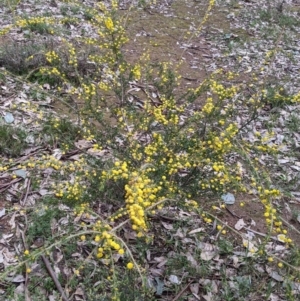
[244,227,279,241]
[225,206,241,218]
[20,178,31,206]
[279,216,300,236]
[172,280,194,301]
[20,215,30,301]
[41,255,69,301]
[0,178,22,193]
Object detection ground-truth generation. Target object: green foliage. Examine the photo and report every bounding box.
[258,8,300,28]
[0,41,47,75]
[27,206,64,245]
[0,123,28,157]
[42,116,82,149]
[286,113,300,132]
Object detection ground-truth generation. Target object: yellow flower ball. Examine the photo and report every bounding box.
[126,262,134,270]
[96,252,103,258]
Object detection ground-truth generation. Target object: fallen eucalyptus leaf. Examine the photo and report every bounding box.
[4,112,14,123]
[0,208,5,218]
[188,227,205,235]
[169,275,180,284]
[154,277,164,295]
[266,267,284,282]
[11,274,25,283]
[235,218,246,230]
[14,169,26,179]
[221,193,235,205]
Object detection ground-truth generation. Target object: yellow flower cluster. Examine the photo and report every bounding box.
[40,156,63,170]
[125,174,160,232]
[55,177,86,201]
[64,40,78,68]
[109,161,129,181]
[0,25,13,35]
[92,2,128,53]
[95,231,124,258]
[0,165,8,172]
[15,16,55,28]
[210,80,238,100]
[147,97,181,126]
[74,203,89,216]
[98,82,110,91]
[40,67,65,81]
[82,83,96,100]
[291,91,300,103]
[14,16,55,34]
[69,215,126,260]
[104,17,114,32]
[258,189,292,245]
[45,51,60,64]
[92,221,126,258]
[202,97,214,114]
[201,213,213,224]
[132,64,141,81]
[144,132,167,158]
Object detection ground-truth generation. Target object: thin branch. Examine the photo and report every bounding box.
[20,178,31,206]
[172,280,194,301]
[279,216,300,236]
[41,255,69,301]
[20,215,30,301]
